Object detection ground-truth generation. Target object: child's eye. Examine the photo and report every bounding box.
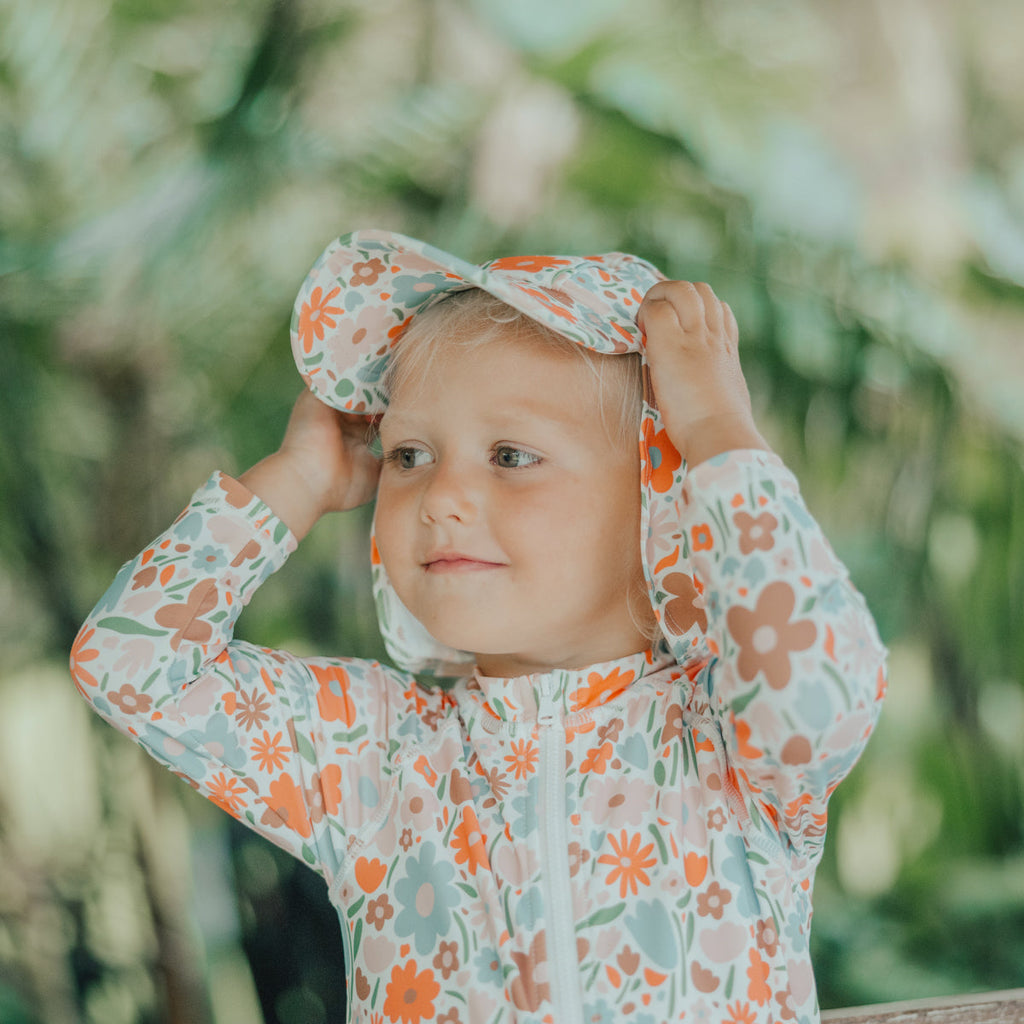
[382,446,432,469]
[492,446,541,469]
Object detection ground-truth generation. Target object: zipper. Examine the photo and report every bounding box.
[537,674,583,1021]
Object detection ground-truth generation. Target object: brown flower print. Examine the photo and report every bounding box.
[350,257,386,286]
[509,931,550,1012]
[234,687,271,731]
[154,581,219,650]
[756,918,780,957]
[734,511,778,555]
[691,961,720,993]
[432,940,460,980]
[662,572,708,635]
[726,581,817,690]
[659,702,685,746]
[567,841,590,877]
[696,881,732,920]
[107,684,153,716]
[366,894,394,931]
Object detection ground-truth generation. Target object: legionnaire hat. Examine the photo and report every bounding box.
[291,229,708,674]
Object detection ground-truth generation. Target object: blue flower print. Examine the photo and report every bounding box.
[719,834,760,917]
[514,886,543,930]
[584,997,617,1023]
[474,946,503,986]
[191,544,227,572]
[507,775,540,840]
[741,556,767,587]
[141,723,207,779]
[624,898,677,970]
[393,841,460,955]
[198,714,248,770]
[95,561,135,614]
[390,272,455,309]
[175,510,205,541]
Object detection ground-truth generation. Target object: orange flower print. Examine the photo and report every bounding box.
[107,684,153,716]
[641,420,683,494]
[297,285,342,354]
[580,740,613,775]
[262,774,312,838]
[70,627,101,691]
[207,771,249,817]
[451,806,489,876]
[487,255,573,273]
[383,959,439,1024]
[312,665,357,725]
[598,830,657,897]
[726,581,817,690]
[350,257,386,286]
[726,1001,758,1024]
[691,523,713,551]
[568,666,635,712]
[683,851,708,887]
[505,739,539,779]
[746,949,771,1006]
[251,730,291,772]
[662,572,708,635]
[735,510,778,555]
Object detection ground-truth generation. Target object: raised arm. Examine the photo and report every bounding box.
[639,282,887,863]
[69,391,388,867]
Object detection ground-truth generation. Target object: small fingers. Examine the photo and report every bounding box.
[640,280,732,343]
[693,282,723,338]
[722,301,739,346]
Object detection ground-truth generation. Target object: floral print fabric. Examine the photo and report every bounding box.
[72,450,886,1024]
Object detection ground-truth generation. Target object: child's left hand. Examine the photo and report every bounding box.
[638,280,770,467]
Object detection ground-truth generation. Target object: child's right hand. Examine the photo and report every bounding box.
[240,389,381,540]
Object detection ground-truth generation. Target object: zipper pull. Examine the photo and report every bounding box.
[537,675,560,728]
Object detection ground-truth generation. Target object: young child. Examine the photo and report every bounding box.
[71,230,886,1024]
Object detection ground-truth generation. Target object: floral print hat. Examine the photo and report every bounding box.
[290,229,709,676]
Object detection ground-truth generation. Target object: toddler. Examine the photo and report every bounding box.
[71,230,887,1024]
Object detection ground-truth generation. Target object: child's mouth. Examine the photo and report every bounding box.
[423,554,506,573]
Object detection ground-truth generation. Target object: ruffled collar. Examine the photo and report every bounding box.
[461,643,676,725]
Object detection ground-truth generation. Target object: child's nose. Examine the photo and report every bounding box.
[419,463,478,524]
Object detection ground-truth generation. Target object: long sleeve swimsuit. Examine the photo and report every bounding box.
[71,449,886,1024]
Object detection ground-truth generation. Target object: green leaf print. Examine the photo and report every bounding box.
[95,617,166,637]
[579,904,625,930]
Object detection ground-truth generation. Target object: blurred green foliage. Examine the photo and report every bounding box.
[2,0,1023,1021]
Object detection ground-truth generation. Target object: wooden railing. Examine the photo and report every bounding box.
[823,989,1024,1024]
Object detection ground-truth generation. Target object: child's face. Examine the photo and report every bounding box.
[375,329,651,677]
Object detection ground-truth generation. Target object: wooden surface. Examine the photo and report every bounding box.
[823,989,1024,1024]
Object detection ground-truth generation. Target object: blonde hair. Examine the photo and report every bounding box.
[382,288,643,450]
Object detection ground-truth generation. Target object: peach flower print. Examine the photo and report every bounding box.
[662,572,708,635]
[734,511,778,555]
[726,581,816,689]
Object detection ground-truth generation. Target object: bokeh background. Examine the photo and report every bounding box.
[3,0,1024,1021]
